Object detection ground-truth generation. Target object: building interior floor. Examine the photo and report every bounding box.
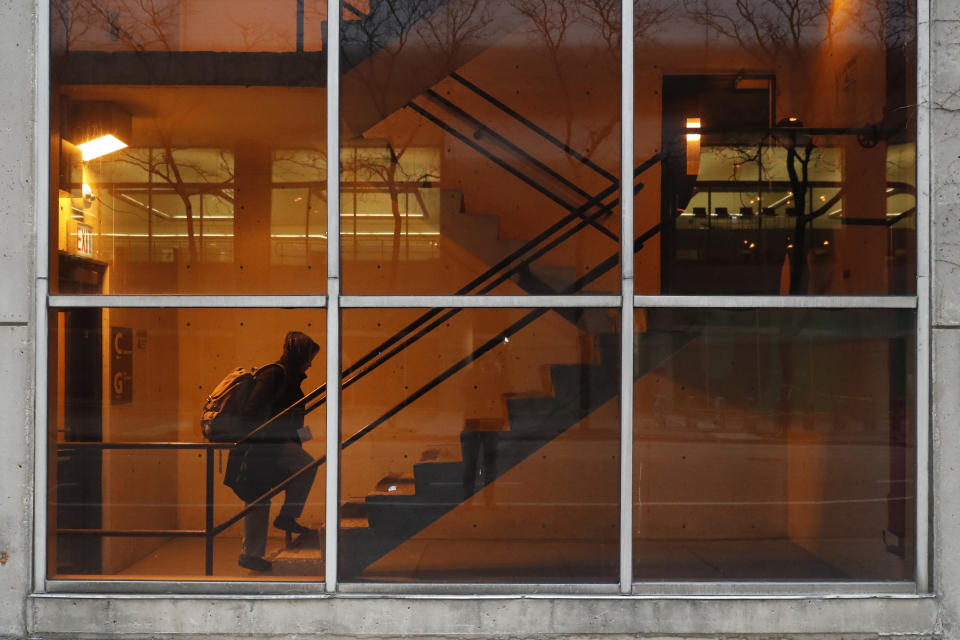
[50,535,896,583]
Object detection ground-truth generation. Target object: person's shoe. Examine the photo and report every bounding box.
[238,554,272,572]
[272,516,315,535]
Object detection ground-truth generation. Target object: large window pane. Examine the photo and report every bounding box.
[340,307,620,582]
[632,308,915,580]
[48,308,326,580]
[634,1,917,295]
[51,2,328,294]
[340,0,621,295]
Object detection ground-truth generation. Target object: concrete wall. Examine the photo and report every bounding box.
[2,0,960,639]
[0,0,38,635]
[932,0,960,636]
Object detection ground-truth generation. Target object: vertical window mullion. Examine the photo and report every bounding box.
[325,0,341,594]
[619,0,634,594]
[35,0,51,591]
[915,0,932,593]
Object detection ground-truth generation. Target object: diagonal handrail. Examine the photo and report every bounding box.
[422,89,596,204]
[449,71,619,186]
[407,101,619,242]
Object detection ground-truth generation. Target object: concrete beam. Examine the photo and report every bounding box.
[28,593,939,639]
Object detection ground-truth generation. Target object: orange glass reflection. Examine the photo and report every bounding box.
[632,308,915,580]
[51,1,328,294]
[340,0,622,294]
[49,308,326,580]
[340,307,620,582]
[634,1,917,295]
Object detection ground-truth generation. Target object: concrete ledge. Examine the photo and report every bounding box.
[28,593,940,639]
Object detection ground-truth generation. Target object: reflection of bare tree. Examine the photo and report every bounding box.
[577,0,671,64]
[506,0,667,170]
[418,0,495,69]
[56,0,180,51]
[346,142,440,267]
[705,134,833,293]
[117,143,234,263]
[509,0,577,150]
[344,0,492,264]
[679,0,915,292]
[681,0,914,64]
[681,0,831,62]
[781,131,815,294]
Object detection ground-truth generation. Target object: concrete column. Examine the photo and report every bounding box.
[932,0,960,636]
[0,0,38,637]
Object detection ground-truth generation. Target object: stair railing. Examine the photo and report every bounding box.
[448,71,619,187]
[407,97,619,242]
[214,164,669,544]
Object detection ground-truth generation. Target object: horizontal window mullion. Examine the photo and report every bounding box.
[340,295,621,308]
[48,295,328,308]
[46,294,918,310]
[633,295,917,309]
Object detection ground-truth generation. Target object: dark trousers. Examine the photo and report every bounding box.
[242,443,316,558]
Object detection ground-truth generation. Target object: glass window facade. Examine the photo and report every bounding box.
[46,0,919,588]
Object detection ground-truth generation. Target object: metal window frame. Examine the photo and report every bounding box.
[34,0,931,597]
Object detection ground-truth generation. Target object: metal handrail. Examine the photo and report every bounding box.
[408,99,619,242]
[449,71,619,185]
[55,440,227,575]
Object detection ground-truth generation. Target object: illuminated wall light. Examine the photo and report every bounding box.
[685,117,701,176]
[77,134,128,162]
[80,183,97,210]
[68,101,132,162]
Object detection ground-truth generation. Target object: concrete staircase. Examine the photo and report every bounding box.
[268,311,699,578]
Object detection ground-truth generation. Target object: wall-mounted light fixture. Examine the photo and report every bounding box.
[78,134,128,162]
[67,101,132,161]
[685,117,701,176]
[60,100,132,196]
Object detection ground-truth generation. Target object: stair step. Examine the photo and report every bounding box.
[528,264,577,292]
[464,417,510,432]
[595,332,620,361]
[479,431,553,469]
[417,443,462,462]
[372,473,416,496]
[505,394,561,418]
[549,363,617,397]
[414,461,465,501]
[268,545,323,576]
[268,529,323,575]
[365,494,459,539]
[341,498,369,519]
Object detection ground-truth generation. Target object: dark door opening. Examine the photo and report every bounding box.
[56,308,103,574]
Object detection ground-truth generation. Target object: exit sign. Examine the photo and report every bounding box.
[76,223,93,257]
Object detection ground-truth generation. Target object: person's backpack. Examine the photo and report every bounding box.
[201,364,282,442]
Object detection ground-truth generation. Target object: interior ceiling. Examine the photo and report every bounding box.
[61,85,329,150]
[61,83,446,153]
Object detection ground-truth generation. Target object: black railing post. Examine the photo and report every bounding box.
[296,0,304,52]
[205,447,215,576]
